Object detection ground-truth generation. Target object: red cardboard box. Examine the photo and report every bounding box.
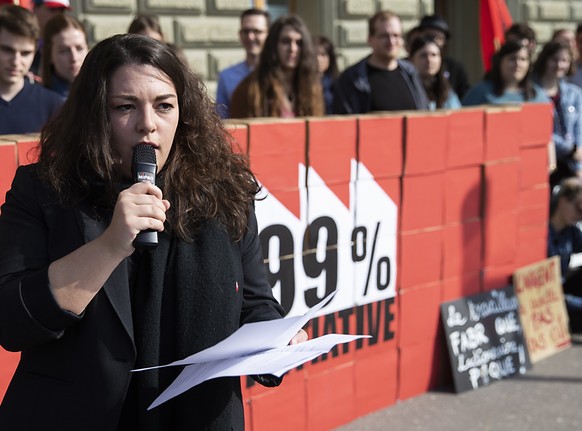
[0,349,19,402]
[306,363,356,431]
[482,210,518,266]
[482,263,517,291]
[483,160,519,217]
[401,173,444,231]
[358,115,403,179]
[247,372,307,431]
[0,142,17,206]
[520,103,553,148]
[354,349,398,417]
[353,296,400,356]
[519,145,549,189]
[447,108,484,168]
[375,177,401,209]
[307,117,356,187]
[519,184,550,209]
[518,202,549,228]
[515,223,548,268]
[17,137,39,166]
[441,271,481,302]
[399,228,443,289]
[518,184,549,227]
[404,112,448,175]
[442,220,482,278]
[398,281,442,345]
[248,119,306,191]
[484,108,521,161]
[398,338,443,400]
[444,166,482,224]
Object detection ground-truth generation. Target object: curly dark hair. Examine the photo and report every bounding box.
[38,33,259,241]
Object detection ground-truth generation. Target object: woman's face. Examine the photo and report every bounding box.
[277,25,302,70]
[51,26,88,84]
[108,64,179,179]
[546,48,571,80]
[317,45,330,74]
[500,47,530,86]
[559,196,582,226]
[411,41,442,78]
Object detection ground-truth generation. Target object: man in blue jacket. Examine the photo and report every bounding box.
[333,10,429,114]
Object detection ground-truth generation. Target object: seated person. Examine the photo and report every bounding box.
[548,177,582,332]
[0,6,64,134]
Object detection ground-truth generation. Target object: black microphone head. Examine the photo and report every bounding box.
[132,145,157,185]
[131,144,159,250]
[133,144,156,165]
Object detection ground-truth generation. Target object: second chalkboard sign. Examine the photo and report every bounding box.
[441,285,532,393]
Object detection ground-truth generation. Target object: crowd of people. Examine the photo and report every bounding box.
[0,2,184,135]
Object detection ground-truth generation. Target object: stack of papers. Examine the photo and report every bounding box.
[133,292,370,409]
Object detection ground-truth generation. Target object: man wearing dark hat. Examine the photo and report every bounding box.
[418,14,470,99]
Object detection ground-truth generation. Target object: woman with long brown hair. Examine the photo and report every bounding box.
[230,14,324,118]
[41,13,88,97]
[0,33,306,430]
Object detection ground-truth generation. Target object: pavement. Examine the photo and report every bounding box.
[334,334,582,431]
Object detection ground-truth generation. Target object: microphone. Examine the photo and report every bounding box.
[132,144,158,250]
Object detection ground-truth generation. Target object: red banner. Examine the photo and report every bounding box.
[480,0,513,70]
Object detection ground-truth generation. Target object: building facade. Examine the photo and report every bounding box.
[70,0,582,100]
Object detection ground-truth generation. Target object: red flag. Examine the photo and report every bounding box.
[0,0,33,9]
[480,0,513,71]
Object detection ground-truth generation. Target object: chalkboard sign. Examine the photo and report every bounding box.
[441,285,532,393]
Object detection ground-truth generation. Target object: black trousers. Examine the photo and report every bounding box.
[563,267,582,332]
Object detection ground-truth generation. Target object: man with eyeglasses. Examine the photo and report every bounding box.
[333,10,429,114]
[216,8,270,118]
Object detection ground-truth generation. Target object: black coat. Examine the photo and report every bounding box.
[0,165,284,430]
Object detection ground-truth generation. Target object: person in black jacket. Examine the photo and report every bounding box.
[0,33,306,430]
[333,10,429,114]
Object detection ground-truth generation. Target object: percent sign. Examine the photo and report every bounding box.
[351,222,391,296]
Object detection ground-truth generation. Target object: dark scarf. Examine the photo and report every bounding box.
[117,221,245,431]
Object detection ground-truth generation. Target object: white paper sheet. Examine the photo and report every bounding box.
[131,291,371,410]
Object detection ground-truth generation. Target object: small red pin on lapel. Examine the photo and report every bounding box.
[235,282,239,292]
